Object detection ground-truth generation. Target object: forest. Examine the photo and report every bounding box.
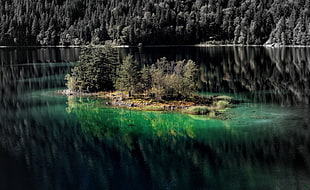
[1,0,310,46]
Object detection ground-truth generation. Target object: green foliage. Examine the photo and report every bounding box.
[183,60,199,96]
[149,58,198,100]
[115,55,139,96]
[149,58,167,99]
[139,65,152,93]
[65,44,119,92]
[66,48,198,99]
[114,56,198,100]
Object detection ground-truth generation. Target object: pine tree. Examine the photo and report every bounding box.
[65,45,119,92]
[115,55,139,97]
[139,65,151,94]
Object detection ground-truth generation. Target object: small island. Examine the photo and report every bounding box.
[63,44,234,117]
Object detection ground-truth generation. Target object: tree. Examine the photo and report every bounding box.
[139,65,152,94]
[65,44,119,92]
[182,60,198,97]
[31,17,39,41]
[149,58,198,100]
[149,57,167,100]
[115,55,139,96]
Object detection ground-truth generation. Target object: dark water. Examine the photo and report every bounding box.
[0,46,310,190]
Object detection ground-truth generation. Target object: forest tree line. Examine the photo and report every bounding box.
[1,0,310,46]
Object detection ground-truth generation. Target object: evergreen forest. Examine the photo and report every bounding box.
[1,0,310,46]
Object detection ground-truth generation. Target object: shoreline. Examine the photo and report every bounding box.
[2,44,310,49]
[60,89,234,116]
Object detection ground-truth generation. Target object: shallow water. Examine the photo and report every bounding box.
[0,47,310,189]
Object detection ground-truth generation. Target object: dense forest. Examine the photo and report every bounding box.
[1,0,310,46]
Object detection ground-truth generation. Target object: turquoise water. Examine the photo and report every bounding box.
[0,47,310,189]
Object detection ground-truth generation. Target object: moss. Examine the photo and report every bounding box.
[186,106,210,115]
[216,100,230,109]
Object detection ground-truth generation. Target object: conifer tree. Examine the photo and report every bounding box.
[65,45,118,92]
[115,55,139,97]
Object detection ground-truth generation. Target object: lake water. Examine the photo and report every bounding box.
[0,46,310,190]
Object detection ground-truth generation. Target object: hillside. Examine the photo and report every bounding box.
[1,0,310,46]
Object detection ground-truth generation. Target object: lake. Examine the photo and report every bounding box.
[0,46,310,190]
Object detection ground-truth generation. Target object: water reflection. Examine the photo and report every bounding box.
[0,48,78,108]
[0,47,80,65]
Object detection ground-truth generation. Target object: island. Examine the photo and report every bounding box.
[63,44,235,117]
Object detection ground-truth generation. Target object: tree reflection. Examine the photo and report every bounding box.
[197,47,310,105]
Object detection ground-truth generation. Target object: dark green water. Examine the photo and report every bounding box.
[0,47,310,190]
